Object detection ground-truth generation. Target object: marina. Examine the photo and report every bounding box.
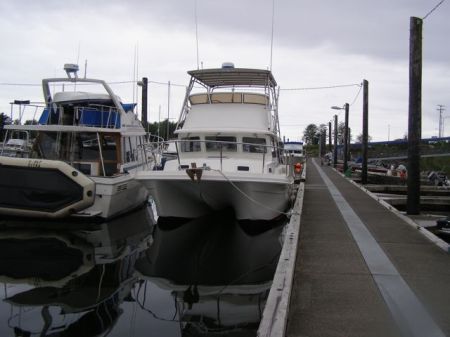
[0,62,449,336]
[0,1,449,334]
[1,147,450,336]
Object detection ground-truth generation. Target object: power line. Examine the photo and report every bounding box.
[423,0,446,20]
[0,80,187,87]
[0,83,40,86]
[280,83,361,91]
[349,82,363,106]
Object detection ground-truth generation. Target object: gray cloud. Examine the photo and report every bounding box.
[0,0,448,141]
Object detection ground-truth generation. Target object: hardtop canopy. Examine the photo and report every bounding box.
[187,67,277,88]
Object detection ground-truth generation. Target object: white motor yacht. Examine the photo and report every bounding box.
[137,63,293,220]
[0,64,151,219]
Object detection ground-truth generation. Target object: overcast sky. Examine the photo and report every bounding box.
[0,0,449,141]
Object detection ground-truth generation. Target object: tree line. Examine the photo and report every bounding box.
[302,123,371,145]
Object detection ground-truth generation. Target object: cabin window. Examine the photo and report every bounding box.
[242,137,266,153]
[125,136,139,162]
[99,134,118,176]
[36,131,74,160]
[205,136,237,152]
[180,137,201,152]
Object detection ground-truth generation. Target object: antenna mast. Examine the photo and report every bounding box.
[76,42,81,66]
[437,104,445,137]
[269,0,275,70]
[195,0,200,69]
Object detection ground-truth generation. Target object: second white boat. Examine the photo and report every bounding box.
[137,64,293,220]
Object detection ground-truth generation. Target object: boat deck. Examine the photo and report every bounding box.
[263,157,450,337]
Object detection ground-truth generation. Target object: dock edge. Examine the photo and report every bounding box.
[257,164,306,337]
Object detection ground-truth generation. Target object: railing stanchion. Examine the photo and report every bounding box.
[175,140,181,168]
[220,143,223,171]
[262,147,266,173]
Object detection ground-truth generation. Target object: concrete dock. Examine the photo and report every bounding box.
[260,157,450,337]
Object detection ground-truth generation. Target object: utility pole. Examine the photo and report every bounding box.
[361,79,369,184]
[407,17,422,215]
[437,104,445,138]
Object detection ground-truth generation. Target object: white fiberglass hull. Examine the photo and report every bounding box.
[137,171,292,220]
[77,175,149,219]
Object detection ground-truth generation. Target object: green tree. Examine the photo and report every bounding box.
[302,124,319,145]
[355,133,372,143]
[143,119,177,140]
[337,122,352,145]
[0,113,11,141]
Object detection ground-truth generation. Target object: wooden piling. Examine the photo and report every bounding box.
[362,80,369,184]
[407,17,422,215]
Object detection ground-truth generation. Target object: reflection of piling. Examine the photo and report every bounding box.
[407,17,422,215]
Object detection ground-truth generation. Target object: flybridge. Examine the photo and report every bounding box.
[187,67,277,89]
[176,64,280,137]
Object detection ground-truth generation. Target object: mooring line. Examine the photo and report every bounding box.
[211,169,297,217]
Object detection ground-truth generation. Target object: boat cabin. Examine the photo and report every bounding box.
[3,78,148,177]
[165,65,285,173]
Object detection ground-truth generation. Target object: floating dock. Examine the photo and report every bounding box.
[259,158,450,337]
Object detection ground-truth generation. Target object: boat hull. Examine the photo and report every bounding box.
[78,175,149,219]
[137,171,292,220]
[0,157,148,220]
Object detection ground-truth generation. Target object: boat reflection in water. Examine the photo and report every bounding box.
[0,206,285,337]
[135,209,286,336]
[0,206,154,337]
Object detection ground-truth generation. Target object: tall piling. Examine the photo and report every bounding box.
[343,103,349,173]
[141,77,148,127]
[361,80,369,184]
[333,115,338,167]
[406,17,422,215]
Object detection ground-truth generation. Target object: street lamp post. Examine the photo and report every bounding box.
[331,103,350,173]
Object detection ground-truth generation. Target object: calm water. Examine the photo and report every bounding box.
[0,206,285,336]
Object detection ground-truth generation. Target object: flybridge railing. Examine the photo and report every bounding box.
[155,139,290,175]
[7,101,121,129]
[8,101,44,125]
[75,104,120,128]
